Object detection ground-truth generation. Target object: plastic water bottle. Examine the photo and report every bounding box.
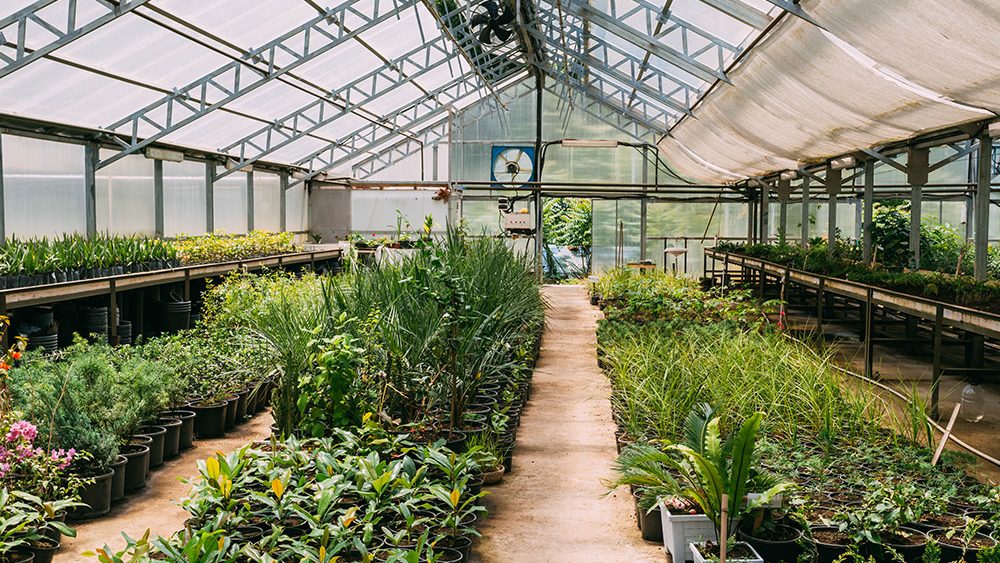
[961,383,985,423]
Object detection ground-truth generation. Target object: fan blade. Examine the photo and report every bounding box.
[496,3,516,25]
[469,12,491,27]
[480,0,500,19]
[479,25,495,44]
[493,26,513,43]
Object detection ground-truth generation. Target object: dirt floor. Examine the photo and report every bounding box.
[472,285,663,563]
[57,411,273,561]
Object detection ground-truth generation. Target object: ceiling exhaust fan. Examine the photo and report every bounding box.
[468,0,516,46]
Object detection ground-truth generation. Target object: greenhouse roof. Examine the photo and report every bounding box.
[2,0,996,186]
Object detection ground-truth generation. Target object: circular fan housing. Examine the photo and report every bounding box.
[492,147,535,186]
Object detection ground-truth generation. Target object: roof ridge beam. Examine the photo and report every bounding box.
[214,33,459,179]
[99,0,417,170]
[561,0,730,84]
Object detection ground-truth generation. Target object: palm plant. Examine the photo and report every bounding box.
[608,405,792,547]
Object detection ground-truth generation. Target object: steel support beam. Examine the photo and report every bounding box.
[697,0,771,30]
[154,159,164,237]
[863,159,874,264]
[0,134,5,242]
[562,0,733,84]
[0,0,151,79]
[84,141,97,236]
[826,166,841,256]
[908,147,929,269]
[975,134,992,280]
[776,178,790,243]
[800,176,810,246]
[100,0,417,169]
[215,33,457,180]
[292,70,525,186]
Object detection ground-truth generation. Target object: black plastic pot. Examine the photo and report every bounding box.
[68,467,114,521]
[931,528,996,563]
[24,537,58,563]
[637,501,663,542]
[191,402,228,439]
[811,525,849,563]
[136,425,167,468]
[27,538,60,563]
[122,442,150,492]
[26,333,58,354]
[156,417,183,460]
[160,300,191,332]
[235,389,249,425]
[162,410,196,450]
[0,551,34,562]
[874,527,926,563]
[224,395,239,431]
[738,524,804,563]
[41,512,65,542]
[444,430,467,453]
[110,454,128,503]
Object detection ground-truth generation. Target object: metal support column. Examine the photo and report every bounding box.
[777,178,790,244]
[154,160,164,237]
[432,143,439,181]
[975,134,992,280]
[206,162,215,233]
[800,177,810,247]
[863,160,874,264]
[760,183,769,244]
[85,141,98,237]
[826,166,841,256]
[533,72,543,281]
[640,147,649,261]
[908,147,929,270]
[247,171,255,231]
[279,171,288,232]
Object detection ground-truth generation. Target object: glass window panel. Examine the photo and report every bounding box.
[96,150,155,236]
[253,172,282,231]
[285,184,309,232]
[1,134,87,238]
[163,160,207,237]
[214,169,248,234]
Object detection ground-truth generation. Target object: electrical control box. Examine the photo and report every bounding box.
[504,211,534,234]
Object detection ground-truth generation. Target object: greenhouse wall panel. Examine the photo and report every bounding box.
[0,134,87,239]
[96,151,156,236]
[163,160,208,237]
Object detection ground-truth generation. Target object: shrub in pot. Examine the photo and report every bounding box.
[929,518,998,563]
[832,482,930,563]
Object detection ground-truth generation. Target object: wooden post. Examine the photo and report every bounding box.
[932,403,962,466]
[720,493,729,563]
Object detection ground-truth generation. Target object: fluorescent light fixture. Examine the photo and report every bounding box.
[291,171,308,180]
[561,139,619,148]
[144,147,184,162]
[779,170,797,181]
[830,155,856,170]
[989,121,1000,138]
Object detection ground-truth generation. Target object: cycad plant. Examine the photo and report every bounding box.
[608,404,792,546]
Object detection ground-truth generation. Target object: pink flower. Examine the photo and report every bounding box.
[50,448,75,469]
[0,462,9,478]
[6,420,37,444]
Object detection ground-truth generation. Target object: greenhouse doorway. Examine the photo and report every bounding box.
[541,197,592,281]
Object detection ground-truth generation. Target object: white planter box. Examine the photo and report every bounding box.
[660,504,717,562]
[689,541,763,563]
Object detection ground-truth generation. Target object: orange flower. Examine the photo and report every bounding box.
[0,363,11,371]
[10,352,20,361]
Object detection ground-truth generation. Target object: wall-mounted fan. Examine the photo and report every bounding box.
[468,0,516,46]
[491,145,535,187]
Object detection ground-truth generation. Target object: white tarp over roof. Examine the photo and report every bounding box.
[658,0,1000,184]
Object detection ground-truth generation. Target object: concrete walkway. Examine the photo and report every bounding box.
[473,285,663,562]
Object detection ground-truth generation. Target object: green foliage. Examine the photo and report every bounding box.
[172,230,297,265]
[10,341,178,470]
[297,330,366,436]
[0,233,177,276]
[543,198,592,249]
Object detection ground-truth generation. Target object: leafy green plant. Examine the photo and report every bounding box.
[297,328,365,436]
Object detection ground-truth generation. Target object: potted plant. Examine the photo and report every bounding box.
[607,405,789,562]
[928,517,998,563]
[831,482,929,563]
